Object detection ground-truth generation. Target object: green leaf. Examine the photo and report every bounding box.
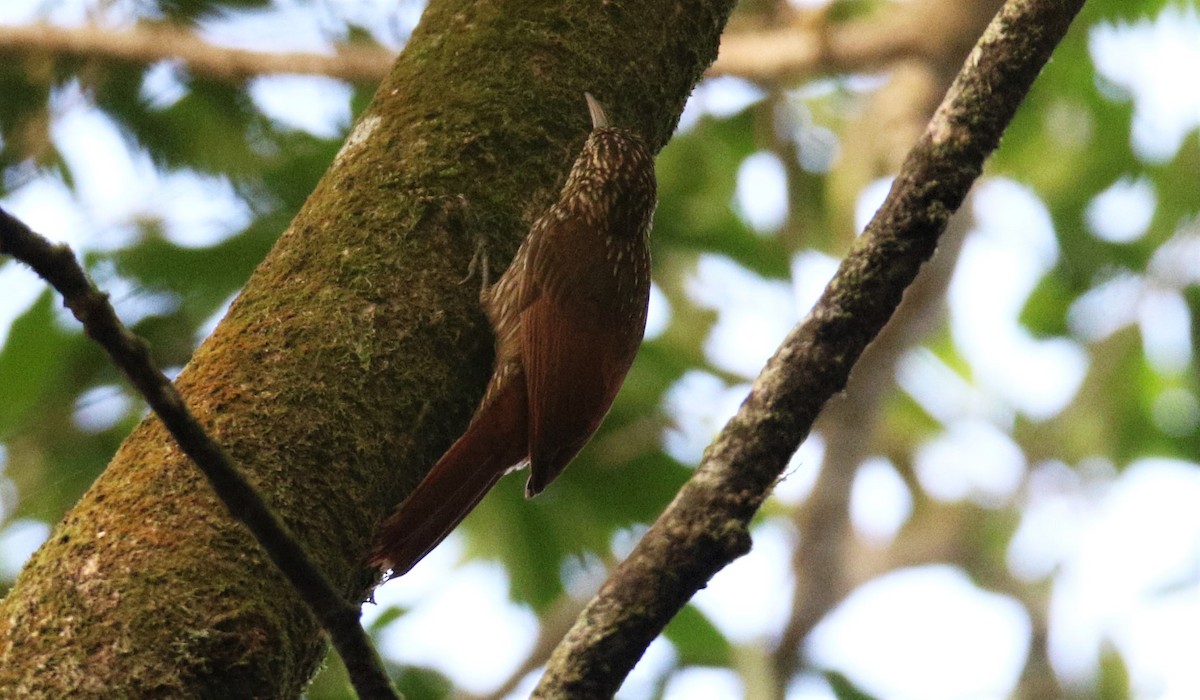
[156,0,274,24]
[664,604,732,667]
[0,292,75,437]
[1097,641,1132,700]
[824,670,881,700]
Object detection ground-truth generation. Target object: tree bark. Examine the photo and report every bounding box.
[0,1,735,696]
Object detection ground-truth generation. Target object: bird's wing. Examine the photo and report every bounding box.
[519,226,632,497]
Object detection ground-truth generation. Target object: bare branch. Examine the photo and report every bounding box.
[532,0,1087,696]
[773,205,972,684]
[0,23,394,82]
[712,0,1001,84]
[1,6,973,88]
[711,17,917,82]
[0,208,398,700]
[0,19,904,86]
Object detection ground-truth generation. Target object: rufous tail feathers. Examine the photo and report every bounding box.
[371,384,527,575]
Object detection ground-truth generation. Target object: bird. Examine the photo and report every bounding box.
[371,93,658,576]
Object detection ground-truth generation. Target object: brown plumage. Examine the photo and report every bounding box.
[372,94,657,575]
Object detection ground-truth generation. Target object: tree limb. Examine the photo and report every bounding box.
[0,23,393,82]
[0,0,737,695]
[712,14,916,82]
[1,9,951,87]
[0,208,398,699]
[715,0,1001,84]
[532,0,1087,697]
[769,10,990,675]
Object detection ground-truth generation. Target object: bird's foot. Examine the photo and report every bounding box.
[461,239,491,298]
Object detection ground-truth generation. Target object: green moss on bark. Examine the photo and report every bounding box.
[0,0,736,696]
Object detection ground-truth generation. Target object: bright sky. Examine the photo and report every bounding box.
[2,3,1200,699]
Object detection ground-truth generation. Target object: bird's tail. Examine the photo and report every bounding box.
[371,385,527,576]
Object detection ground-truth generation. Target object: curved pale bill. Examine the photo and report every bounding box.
[584,92,609,129]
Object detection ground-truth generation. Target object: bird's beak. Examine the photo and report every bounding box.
[585,92,609,129]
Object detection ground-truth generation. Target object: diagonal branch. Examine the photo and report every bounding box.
[532,0,1087,697]
[0,209,398,700]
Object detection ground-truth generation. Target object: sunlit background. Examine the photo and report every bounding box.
[1,1,1199,698]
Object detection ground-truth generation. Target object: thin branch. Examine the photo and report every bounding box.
[772,206,972,685]
[1,14,929,86]
[711,16,918,82]
[0,208,398,700]
[0,23,394,82]
[532,0,1086,697]
[715,0,1001,83]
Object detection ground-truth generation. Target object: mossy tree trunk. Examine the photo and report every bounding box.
[0,0,735,696]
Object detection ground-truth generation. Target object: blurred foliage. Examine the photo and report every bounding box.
[824,671,880,700]
[1,0,1196,698]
